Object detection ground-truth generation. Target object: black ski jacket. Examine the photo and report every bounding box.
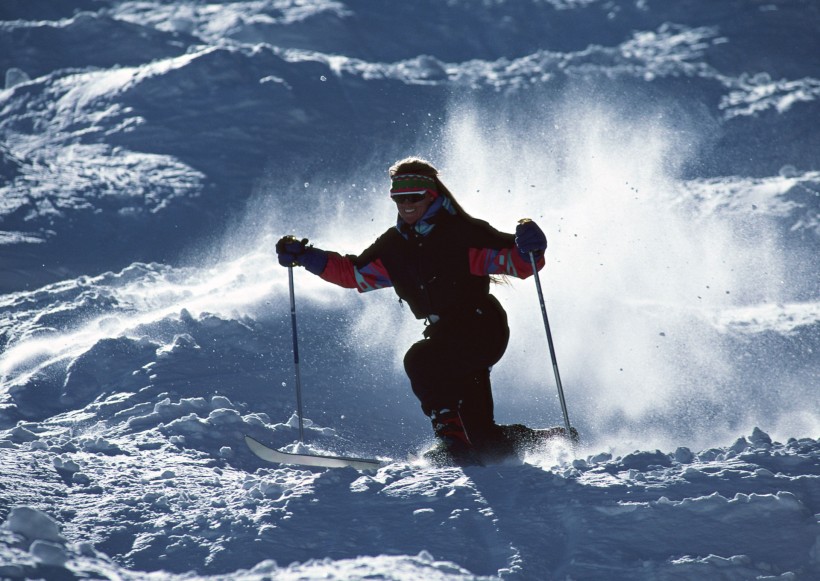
[320,211,539,320]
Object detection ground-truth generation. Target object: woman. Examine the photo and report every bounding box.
[276,157,563,465]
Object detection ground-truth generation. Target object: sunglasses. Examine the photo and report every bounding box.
[392,192,427,204]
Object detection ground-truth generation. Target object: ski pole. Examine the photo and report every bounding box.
[287,264,306,442]
[521,221,573,439]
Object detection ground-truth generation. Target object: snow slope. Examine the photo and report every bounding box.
[1,1,818,579]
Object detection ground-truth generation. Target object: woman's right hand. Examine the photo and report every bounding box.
[276,236,329,275]
[276,236,309,267]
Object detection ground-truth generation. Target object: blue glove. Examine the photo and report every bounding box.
[276,236,307,267]
[275,236,328,275]
[515,220,547,259]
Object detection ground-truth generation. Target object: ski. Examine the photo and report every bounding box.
[244,435,384,471]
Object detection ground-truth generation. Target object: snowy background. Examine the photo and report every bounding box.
[1,0,818,579]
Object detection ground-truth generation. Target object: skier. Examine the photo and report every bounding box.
[276,157,571,465]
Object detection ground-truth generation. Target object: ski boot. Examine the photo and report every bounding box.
[501,424,579,455]
[423,408,482,467]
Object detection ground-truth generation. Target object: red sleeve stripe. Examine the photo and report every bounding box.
[469,247,544,279]
[320,253,392,292]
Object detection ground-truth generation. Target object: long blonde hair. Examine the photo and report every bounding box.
[389,157,508,284]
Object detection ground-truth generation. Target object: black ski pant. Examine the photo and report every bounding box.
[404,294,509,443]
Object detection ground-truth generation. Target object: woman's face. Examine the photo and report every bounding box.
[394,193,434,225]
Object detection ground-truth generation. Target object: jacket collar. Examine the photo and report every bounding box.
[396,196,455,238]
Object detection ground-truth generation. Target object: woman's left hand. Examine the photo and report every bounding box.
[515,220,547,258]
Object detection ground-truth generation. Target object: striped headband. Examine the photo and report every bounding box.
[390,174,439,198]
